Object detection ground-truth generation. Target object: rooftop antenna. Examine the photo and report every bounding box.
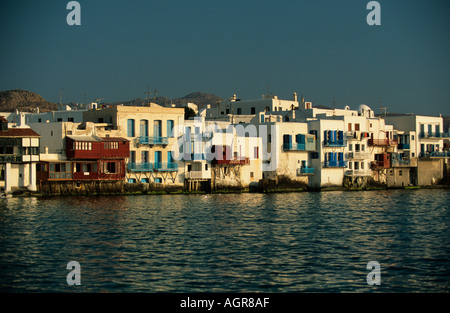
[379,97,389,117]
[332,97,337,109]
[153,89,158,101]
[59,88,64,106]
[144,85,152,106]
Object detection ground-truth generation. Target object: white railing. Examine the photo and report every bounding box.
[185,171,212,179]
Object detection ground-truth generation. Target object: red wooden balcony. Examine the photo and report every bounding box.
[66,136,129,159]
[213,157,250,165]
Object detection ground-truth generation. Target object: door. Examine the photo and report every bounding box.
[154,151,162,169]
[154,120,162,138]
[140,120,148,137]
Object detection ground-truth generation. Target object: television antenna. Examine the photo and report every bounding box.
[379,97,389,117]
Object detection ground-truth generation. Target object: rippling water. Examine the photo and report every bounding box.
[0,189,449,292]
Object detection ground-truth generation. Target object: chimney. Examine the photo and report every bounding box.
[19,112,26,127]
[293,92,298,102]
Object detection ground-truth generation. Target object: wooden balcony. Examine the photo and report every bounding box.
[368,139,398,146]
[212,157,250,165]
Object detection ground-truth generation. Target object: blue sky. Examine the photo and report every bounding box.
[0,0,449,116]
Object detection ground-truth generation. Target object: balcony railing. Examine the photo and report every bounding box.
[213,157,250,165]
[419,132,450,139]
[283,142,316,152]
[420,151,450,158]
[127,162,178,172]
[323,160,348,168]
[185,171,212,180]
[397,143,410,150]
[138,136,169,145]
[368,139,398,146]
[371,161,390,169]
[344,169,372,177]
[296,167,315,175]
[346,152,370,159]
[391,158,418,167]
[323,139,347,147]
[153,162,179,171]
[0,155,23,163]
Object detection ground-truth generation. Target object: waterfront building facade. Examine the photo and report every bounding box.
[0,116,40,193]
[83,104,185,187]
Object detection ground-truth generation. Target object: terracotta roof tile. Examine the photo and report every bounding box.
[0,128,41,137]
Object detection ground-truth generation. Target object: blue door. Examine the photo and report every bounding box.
[140,120,148,137]
[167,120,174,138]
[127,119,135,137]
[154,151,162,169]
[154,120,162,138]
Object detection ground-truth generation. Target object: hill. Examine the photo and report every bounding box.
[0,89,58,112]
[112,92,222,110]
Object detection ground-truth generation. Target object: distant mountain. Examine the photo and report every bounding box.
[109,92,223,110]
[171,92,222,109]
[0,89,58,112]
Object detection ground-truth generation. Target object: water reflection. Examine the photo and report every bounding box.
[0,189,448,292]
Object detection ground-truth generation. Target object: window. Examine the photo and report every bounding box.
[348,144,352,151]
[399,170,403,176]
[254,147,259,159]
[205,164,208,171]
[226,109,230,114]
[104,162,117,174]
[251,107,256,114]
[167,120,174,137]
[361,162,364,169]
[140,120,149,137]
[250,172,254,178]
[355,123,360,131]
[127,119,135,137]
[104,141,118,149]
[153,120,162,137]
[349,162,352,169]
[354,161,360,170]
[237,108,242,115]
[68,118,74,122]
[348,123,352,131]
